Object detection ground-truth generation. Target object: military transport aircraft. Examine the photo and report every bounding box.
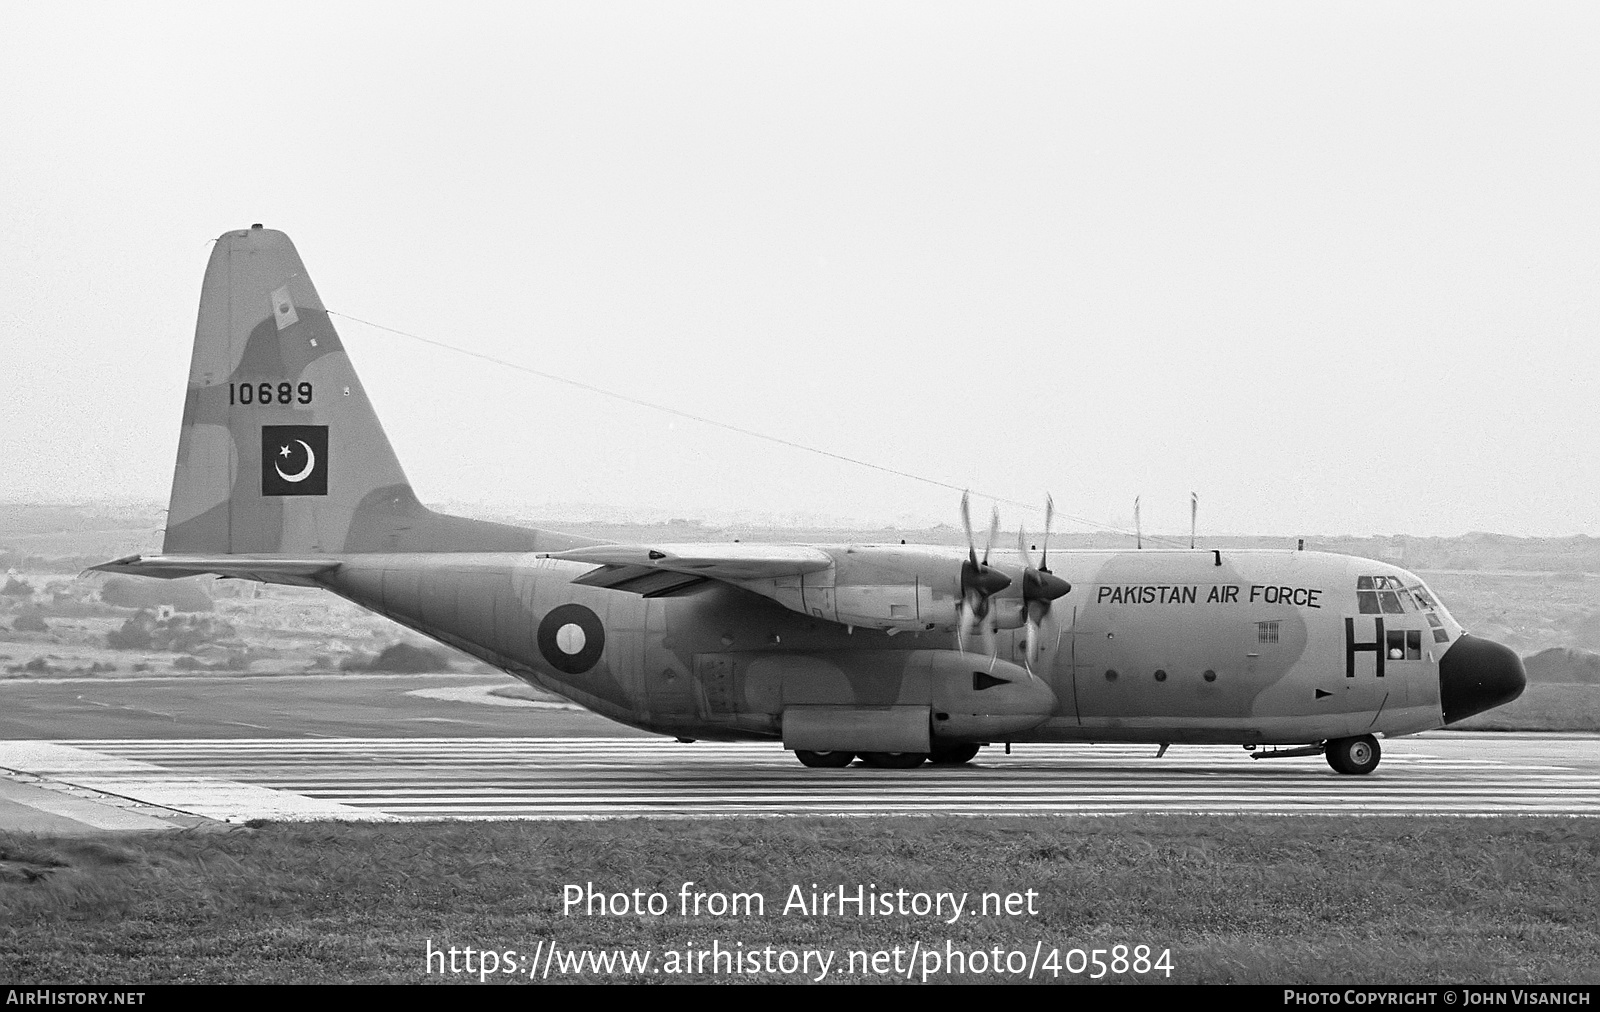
[94,226,1527,774]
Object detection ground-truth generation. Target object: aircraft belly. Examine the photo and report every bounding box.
[1017,714,1371,745]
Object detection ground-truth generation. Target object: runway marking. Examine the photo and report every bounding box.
[1,735,1596,823]
[0,776,179,831]
[0,741,384,823]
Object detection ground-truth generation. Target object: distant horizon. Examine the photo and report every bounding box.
[1,494,1593,543]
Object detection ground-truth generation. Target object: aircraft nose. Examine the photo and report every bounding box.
[1439,633,1526,723]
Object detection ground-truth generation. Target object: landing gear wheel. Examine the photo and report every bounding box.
[928,743,981,765]
[859,751,929,769]
[1325,734,1381,775]
[794,750,855,768]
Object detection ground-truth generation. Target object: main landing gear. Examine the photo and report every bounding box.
[794,750,855,768]
[859,752,928,769]
[792,743,985,768]
[928,743,981,765]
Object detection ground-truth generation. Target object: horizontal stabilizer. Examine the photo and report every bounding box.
[546,543,834,582]
[91,554,341,586]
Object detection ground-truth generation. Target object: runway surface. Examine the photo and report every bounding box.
[0,673,642,740]
[2,733,1596,825]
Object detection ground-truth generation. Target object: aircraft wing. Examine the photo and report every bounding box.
[91,554,341,586]
[546,544,833,583]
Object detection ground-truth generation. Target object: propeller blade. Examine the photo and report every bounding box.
[961,490,976,566]
[954,492,1011,652]
[1016,494,1067,669]
[1042,493,1054,572]
[983,507,999,566]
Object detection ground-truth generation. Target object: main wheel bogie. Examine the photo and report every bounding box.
[794,750,856,768]
[858,751,929,769]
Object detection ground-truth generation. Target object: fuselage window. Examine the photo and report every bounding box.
[1386,629,1423,660]
[1426,610,1450,643]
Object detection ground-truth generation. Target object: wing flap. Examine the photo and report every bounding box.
[569,564,710,597]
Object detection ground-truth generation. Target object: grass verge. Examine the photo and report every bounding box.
[1453,684,1600,732]
[2,816,1596,984]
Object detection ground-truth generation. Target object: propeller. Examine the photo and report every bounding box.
[957,491,1011,655]
[1016,494,1072,667]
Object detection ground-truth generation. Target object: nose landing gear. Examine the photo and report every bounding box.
[1325,734,1381,775]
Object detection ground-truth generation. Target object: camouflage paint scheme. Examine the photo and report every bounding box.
[96,228,1526,769]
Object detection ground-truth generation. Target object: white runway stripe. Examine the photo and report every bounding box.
[0,734,1589,821]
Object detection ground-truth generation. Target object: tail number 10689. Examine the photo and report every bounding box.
[231,381,313,406]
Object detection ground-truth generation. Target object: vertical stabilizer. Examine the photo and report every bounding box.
[163,226,559,555]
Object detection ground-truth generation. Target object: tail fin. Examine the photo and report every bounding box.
[163,226,558,555]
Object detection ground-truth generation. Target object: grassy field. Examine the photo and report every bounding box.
[2,816,1597,984]
[1452,684,1600,732]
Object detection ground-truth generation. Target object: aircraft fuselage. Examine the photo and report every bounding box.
[313,545,1513,750]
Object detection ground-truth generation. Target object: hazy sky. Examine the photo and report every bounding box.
[3,3,1597,537]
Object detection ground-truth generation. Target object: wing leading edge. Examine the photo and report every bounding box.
[545,544,834,583]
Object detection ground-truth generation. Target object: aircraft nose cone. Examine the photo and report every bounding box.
[1439,633,1526,723]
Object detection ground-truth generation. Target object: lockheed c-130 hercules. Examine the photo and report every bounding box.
[95,226,1527,775]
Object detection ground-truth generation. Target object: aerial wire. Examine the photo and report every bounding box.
[329,310,1189,547]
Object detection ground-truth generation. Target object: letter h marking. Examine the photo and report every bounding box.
[1345,617,1385,678]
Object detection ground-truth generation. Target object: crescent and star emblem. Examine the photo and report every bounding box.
[274,440,317,483]
[260,425,328,496]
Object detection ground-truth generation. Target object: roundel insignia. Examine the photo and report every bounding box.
[537,603,606,674]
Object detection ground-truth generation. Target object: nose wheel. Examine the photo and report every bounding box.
[1325,734,1381,775]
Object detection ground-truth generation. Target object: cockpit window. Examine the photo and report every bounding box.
[1359,575,1414,614]
[1360,574,1455,643]
[1358,575,1438,617]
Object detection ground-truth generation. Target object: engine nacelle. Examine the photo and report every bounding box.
[738,544,1027,633]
